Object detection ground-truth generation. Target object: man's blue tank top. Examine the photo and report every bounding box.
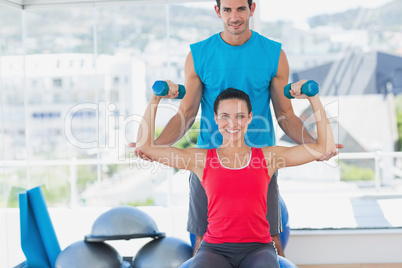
[190,31,282,149]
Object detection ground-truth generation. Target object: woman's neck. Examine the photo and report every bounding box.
[218,140,251,155]
[217,141,251,169]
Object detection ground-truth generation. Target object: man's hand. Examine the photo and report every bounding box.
[128,142,154,162]
[317,143,343,161]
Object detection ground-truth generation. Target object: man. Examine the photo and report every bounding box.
[133,0,341,256]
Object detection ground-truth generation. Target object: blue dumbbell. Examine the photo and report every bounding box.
[284,80,319,99]
[152,81,186,99]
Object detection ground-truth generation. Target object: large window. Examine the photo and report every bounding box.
[0,2,221,210]
[0,2,219,266]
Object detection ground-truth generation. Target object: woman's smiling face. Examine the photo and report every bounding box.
[215,98,252,144]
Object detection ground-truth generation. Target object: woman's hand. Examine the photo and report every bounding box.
[128,142,154,162]
[160,80,180,99]
[289,79,309,99]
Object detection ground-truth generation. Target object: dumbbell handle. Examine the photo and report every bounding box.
[152,81,186,99]
[284,80,319,99]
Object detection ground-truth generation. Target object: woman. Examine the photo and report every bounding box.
[136,80,335,268]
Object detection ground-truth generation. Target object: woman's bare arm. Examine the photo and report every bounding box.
[264,90,335,175]
[136,94,206,174]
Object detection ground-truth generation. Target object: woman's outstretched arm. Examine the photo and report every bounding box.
[136,94,206,173]
[264,84,336,172]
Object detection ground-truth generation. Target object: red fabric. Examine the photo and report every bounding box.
[201,147,272,244]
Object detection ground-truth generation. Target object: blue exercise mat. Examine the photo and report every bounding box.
[19,186,61,268]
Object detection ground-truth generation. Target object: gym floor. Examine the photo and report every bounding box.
[299,264,402,268]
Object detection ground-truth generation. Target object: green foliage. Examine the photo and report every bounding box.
[41,184,70,205]
[105,164,118,177]
[173,121,200,149]
[77,165,98,193]
[6,183,70,208]
[124,198,154,206]
[6,186,26,208]
[26,167,71,205]
[395,96,402,151]
[397,113,402,151]
[155,121,200,149]
[155,121,200,173]
[339,161,375,181]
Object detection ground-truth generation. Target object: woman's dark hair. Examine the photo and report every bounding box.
[216,0,253,9]
[213,88,252,114]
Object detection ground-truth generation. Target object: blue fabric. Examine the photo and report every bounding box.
[19,192,51,268]
[190,31,282,149]
[19,186,61,268]
[279,196,290,249]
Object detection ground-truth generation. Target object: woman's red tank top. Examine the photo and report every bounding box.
[201,147,272,244]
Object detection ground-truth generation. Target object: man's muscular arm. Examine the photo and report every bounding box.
[270,50,341,160]
[270,50,315,143]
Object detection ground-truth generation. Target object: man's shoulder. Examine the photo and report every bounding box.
[253,31,281,47]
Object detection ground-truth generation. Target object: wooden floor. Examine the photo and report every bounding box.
[299,264,402,268]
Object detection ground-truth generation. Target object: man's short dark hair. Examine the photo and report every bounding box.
[214,88,252,114]
[215,0,253,10]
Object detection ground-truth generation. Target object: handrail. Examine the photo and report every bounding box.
[2,151,402,166]
[338,151,402,159]
[1,151,401,207]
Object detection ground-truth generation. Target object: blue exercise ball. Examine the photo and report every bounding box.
[278,255,298,267]
[178,257,193,268]
[132,237,192,268]
[55,240,122,268]
[189,233,196,250]
[85,206,165,242]
[279,196,290,249]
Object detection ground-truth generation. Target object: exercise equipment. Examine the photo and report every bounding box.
[279,195,290,249]
[189,232,196,249]
[19,186,61,268]
[152,80,186,99]
[178,256,298,268]
[55,240,122,268]
[85,206,165,242]
[278,255,298,267]
[132,237,193,268]
[178,257,192,268]
[284,80,319,99]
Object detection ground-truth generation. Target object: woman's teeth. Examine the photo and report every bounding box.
[226,129,240,133]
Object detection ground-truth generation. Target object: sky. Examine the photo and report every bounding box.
[183,0,394,22]
[258,0,394,22]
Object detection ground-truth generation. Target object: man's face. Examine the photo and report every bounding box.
[215,0,255,36]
